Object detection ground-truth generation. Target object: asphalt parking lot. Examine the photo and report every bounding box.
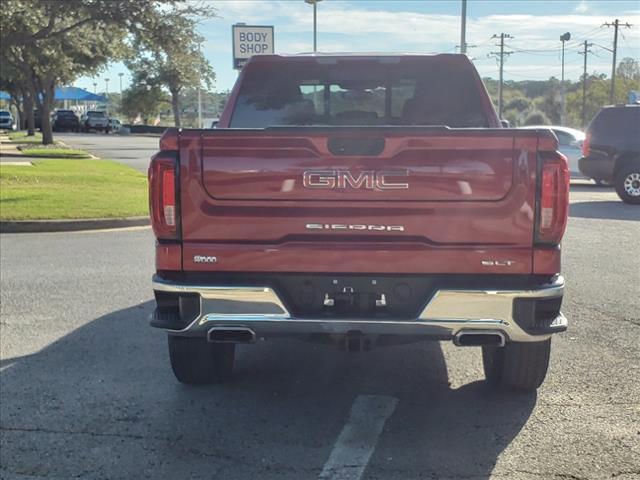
[55,133,158,172]
[1,184,639,479]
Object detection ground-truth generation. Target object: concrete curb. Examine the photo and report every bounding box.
[0,216,150,233]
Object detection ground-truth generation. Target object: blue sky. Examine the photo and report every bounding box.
[76,0,640,94]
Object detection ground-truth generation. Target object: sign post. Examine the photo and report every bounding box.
[232,24,274,70]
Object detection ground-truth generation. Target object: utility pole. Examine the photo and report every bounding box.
[578,40,593,127]
[603,19,632,103]
[305,0,323,52]
[560,32,571,126]
[488,33,513,118]
[460,0,467,55]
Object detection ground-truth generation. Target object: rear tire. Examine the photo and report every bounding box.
[614,164,640,204]
[168,335,235,384]
[482,339,551,392]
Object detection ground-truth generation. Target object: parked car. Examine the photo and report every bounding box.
[52,110,80,132]
[521,125,585,178]
[148,53,570,392]
[0,110,16,130]
[579,105,640,204]
[81,110,109,132]
[108,118,121,133]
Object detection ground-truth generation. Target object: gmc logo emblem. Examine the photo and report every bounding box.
[303,170,409,190]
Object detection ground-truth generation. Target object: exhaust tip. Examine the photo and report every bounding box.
[453,330,506,347]
[208,327,256,344]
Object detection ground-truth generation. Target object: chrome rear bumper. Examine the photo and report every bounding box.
[151,275,567,343]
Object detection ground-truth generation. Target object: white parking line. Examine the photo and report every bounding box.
[318,395,398,480]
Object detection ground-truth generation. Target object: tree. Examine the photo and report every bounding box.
[0,0,215,143]
[565,59,640,127]
[617,57,640,81]
[505,97,532,113]
[3,23,124,144]
[0,0,131,143]
[121,75,170,125]
[126,5,217,127]
[0,62,35,134]
[524,110,550,125]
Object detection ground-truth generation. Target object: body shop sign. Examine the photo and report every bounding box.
[232,24,274,69]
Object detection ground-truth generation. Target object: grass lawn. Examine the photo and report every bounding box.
[21,148,92,159]
[7,131,47,145]
[0,159,148,220]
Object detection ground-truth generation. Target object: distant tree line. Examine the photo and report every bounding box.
[0,0,216,144]
[483,57,640,128]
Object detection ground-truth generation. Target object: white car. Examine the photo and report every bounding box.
[0,110,16,130]
[521,125,586,178]
[108,118,121,133]
[81,110,109,132]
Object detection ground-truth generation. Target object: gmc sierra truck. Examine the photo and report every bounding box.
[149,54,569,392]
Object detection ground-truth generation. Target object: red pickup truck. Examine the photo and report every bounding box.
[149,54,569,392]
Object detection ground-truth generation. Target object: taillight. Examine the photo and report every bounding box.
[582,133,590,157]
[536,153,570,246]
[149,155,178,239]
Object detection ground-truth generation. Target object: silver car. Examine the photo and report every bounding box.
[0,110,16,130]
[521,125,586,178]
[81,110,109,132]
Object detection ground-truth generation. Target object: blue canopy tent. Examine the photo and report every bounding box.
[0,87,106,102]
[54,87,107,102]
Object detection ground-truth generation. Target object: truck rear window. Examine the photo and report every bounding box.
[230,58,490,128]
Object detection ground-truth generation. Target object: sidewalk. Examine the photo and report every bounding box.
[0,135,35,165]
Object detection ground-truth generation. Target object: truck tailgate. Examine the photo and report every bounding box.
[201,130,513,202]
[177,128,546,273]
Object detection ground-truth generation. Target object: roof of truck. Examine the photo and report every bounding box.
[250,52,467,58]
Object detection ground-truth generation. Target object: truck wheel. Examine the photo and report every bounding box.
[167,335,235,384]
[482,339,551,392]
[614,165,640,205]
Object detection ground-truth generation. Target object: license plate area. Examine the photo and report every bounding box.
[275,275,437,319]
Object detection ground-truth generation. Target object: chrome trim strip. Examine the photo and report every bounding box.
[151,275,565,342]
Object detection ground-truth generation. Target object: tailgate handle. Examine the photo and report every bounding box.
[328,137,385,156]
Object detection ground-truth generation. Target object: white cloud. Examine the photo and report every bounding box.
[210,1,640,53]
[574,1,591,14]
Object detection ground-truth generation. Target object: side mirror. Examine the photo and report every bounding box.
[500,119,510,128]
[211,121,219,129]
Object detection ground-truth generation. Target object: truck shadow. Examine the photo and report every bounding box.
[570,201,639,221]
[0,301,535,479]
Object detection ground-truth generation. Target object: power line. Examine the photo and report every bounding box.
[620,31,640,52]
[487,33,513,118]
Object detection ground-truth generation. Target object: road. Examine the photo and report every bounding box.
[1,186,639,480]
[55,132,159,172]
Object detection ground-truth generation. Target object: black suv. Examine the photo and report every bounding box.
[52,110,80,132]
[579,105,640,204]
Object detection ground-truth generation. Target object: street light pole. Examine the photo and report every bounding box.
[560,32,571,126]
[460,0,467,55]
[93,82,97,94]
[305,0,322,52]
[104,78,110,115]
[198,43,203,129]
[118,73,124,116]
